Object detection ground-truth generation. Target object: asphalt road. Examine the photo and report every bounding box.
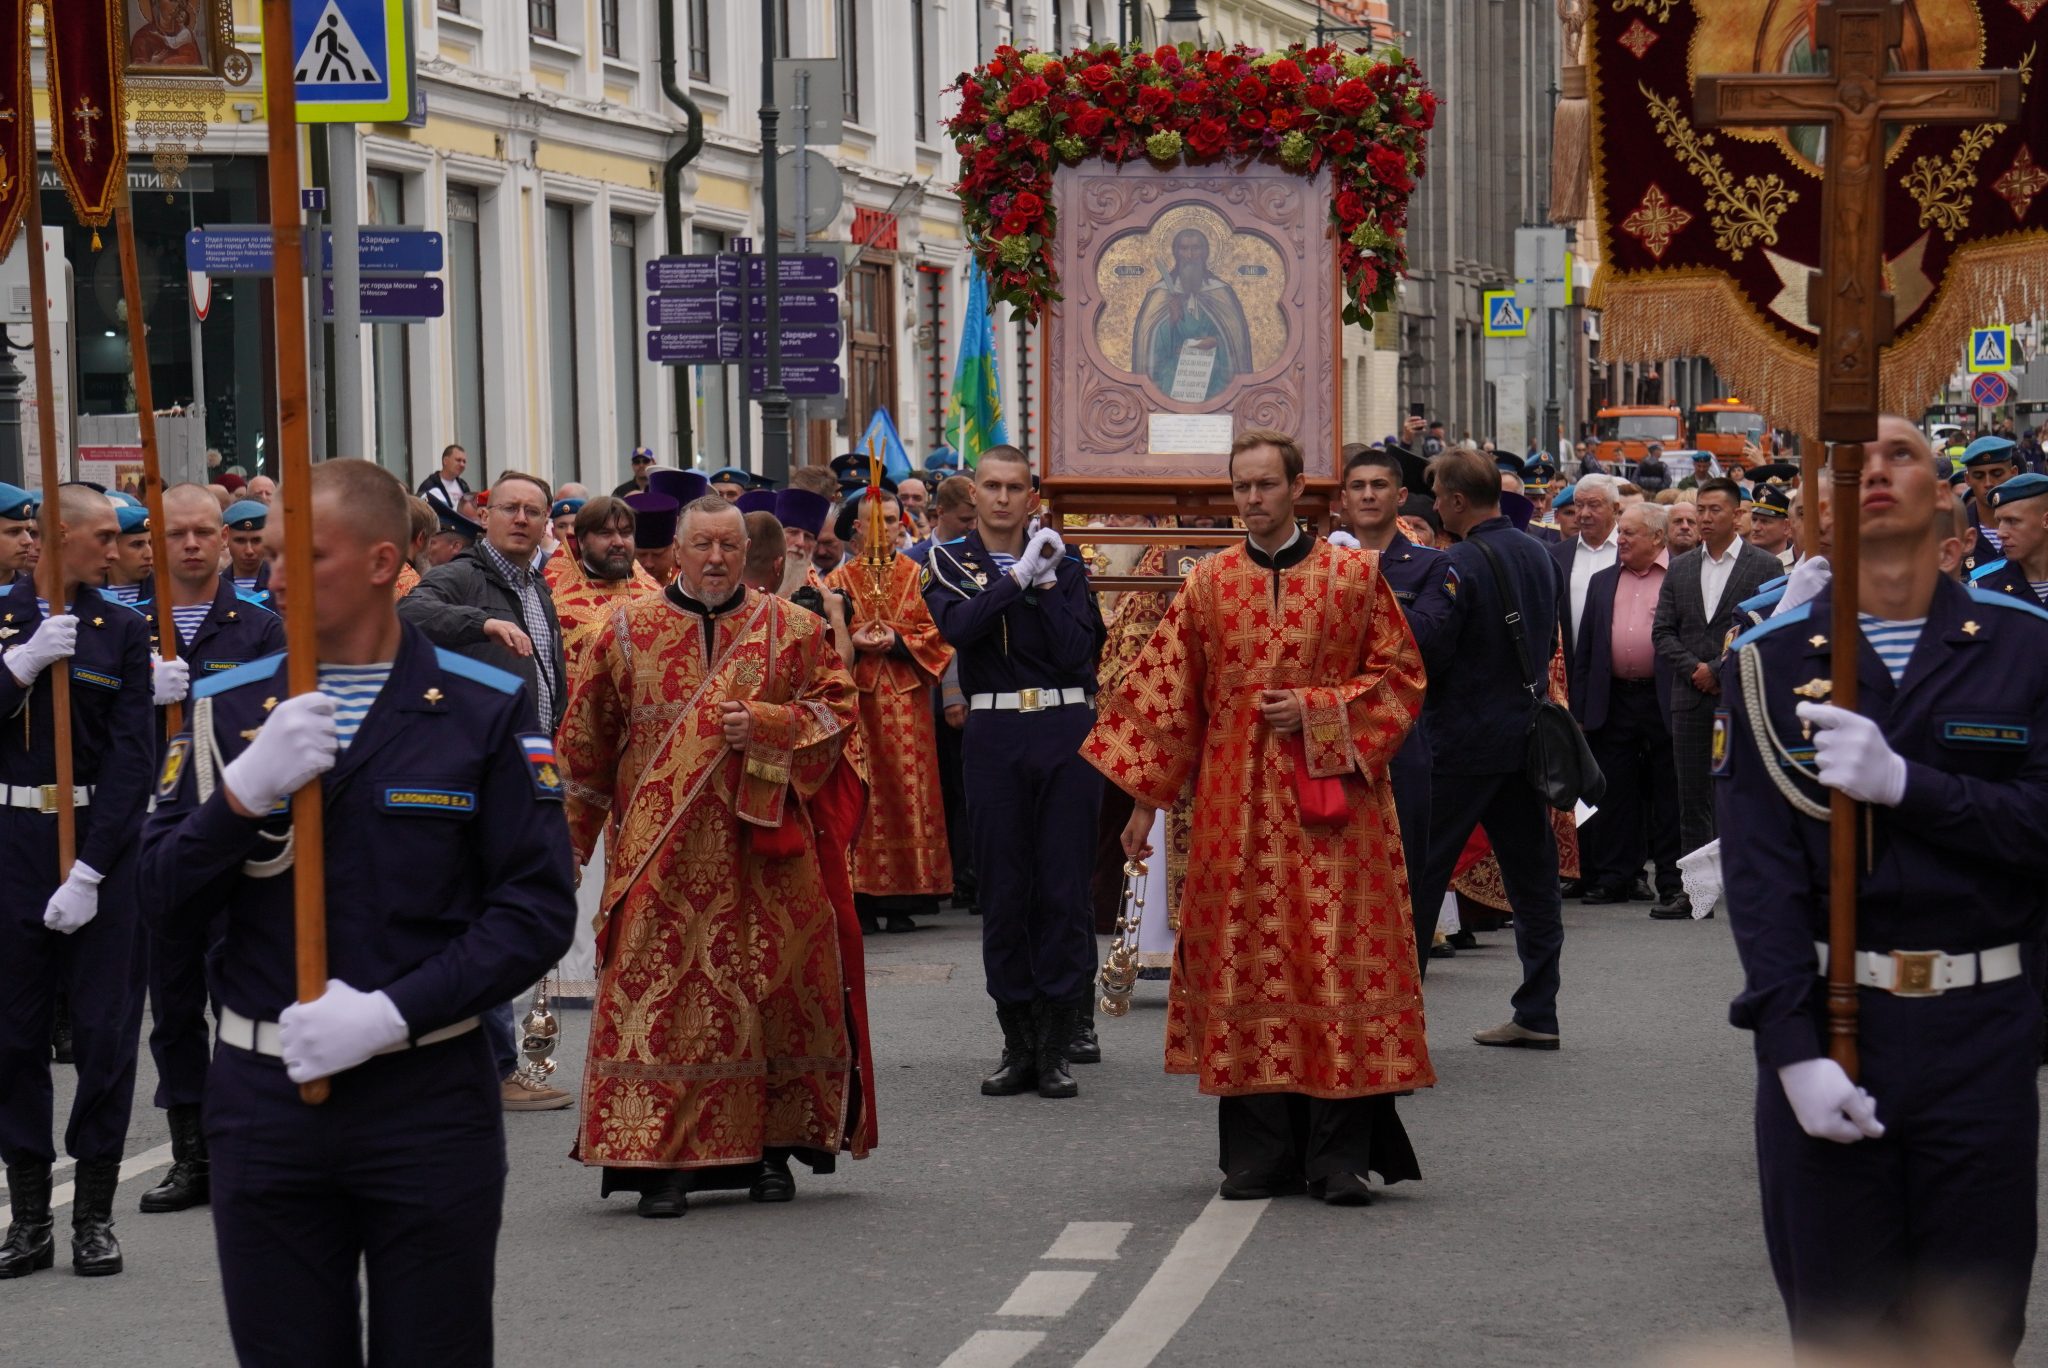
[8,899,2047,1366]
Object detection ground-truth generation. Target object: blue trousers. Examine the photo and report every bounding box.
[207,1028,506,1368]
[962,707,1101,1005]
[1388,727,1431,942]
[147,926,213,1109]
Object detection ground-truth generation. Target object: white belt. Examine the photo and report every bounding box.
[969,688,1090,713]
[4,784,92,813]
[1814,941,2024,997]
[217,1006,479,1059]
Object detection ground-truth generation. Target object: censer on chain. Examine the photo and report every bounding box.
[1097,857,1149,1017]
[513,978,560,1092]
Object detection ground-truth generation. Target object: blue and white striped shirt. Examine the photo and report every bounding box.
[316,663,392,750]
[169,603,212,647]
[103,583,142,606]
[1858,615,1924,685]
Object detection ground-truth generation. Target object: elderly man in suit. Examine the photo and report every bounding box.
[1572,503,1681,910]
[1552,473,1623,683]
[1650,476,1780,917]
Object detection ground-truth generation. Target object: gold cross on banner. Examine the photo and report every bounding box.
[70,99,103,164]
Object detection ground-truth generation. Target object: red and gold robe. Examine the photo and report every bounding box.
[1083,539,1432,1100]
[558,588,875,1170]
[551,555,662,680]
[825,554,954,898]
[395,562,420,598]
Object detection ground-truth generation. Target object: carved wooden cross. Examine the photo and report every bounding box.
[1695,0,2018,443]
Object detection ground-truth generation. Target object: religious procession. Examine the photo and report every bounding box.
[6,0,2048,1365]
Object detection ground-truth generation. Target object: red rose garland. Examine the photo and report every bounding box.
[945,41,1435,326]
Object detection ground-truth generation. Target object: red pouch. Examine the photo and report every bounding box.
[1289,734,1354,827]
[748,792,808,858]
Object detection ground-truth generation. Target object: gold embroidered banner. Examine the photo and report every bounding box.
[1588,0,2048,434]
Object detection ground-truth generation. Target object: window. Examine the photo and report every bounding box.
[447,186,488,473]
[610,217,641,461]
[366,170,413,475]
[838,0,859,123]
[778,0,792,57]
[528,0,557,39]
[601,0,621,56]
[546,202,583,487]
[1051,0,1064,47]
[911,0,927,140]
[687,0,710,78]
[439,0,461,11]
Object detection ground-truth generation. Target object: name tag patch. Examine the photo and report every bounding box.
[1710,709,1731,776]
[157,737,189,801]
[202,660,244,672]
[1942,720,2029,748]
[382,787,477,816]
[519,733,565,801]
[72,667,121,691]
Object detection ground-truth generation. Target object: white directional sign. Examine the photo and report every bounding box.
[292,0,409,123]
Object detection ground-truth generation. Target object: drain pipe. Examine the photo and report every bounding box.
[659,0,706,465]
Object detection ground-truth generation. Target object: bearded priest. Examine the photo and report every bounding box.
[1083,428,1432,1207]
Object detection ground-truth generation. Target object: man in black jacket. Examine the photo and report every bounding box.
[415,444,473,511]
[399,471,566,738]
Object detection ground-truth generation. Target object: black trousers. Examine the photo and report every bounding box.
[1671,702,1720,856]
[1218,1093,1420,1185]
[933,691,975,898]
[1582,680,1681,897]
[147,927,213,1109]
[1388,728,1432,928]
[207,1029,505,1368]
[1410,770,1564,1033]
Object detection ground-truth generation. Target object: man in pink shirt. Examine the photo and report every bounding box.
[1570,504,1682,910]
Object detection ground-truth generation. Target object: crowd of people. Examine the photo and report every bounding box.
[0,407,2044,1363]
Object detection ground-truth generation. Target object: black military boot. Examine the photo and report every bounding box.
[1067,993,1102,1064]
[980,1003,1038,1096]
[0,1162,55,1278]
[1034,999,1078,1099]
[71,1160,123,1276]
[139,1105,210,1213]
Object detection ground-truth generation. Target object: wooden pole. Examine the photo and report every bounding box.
[1825,440,1861,1076]
[113,197,179,737]
[23,185,75,872]
[260,0,330,1105]
[1800,441,1824,561]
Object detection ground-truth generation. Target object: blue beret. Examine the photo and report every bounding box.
[925,449,961,474]
[1963,435,2019,467]
[108,490,144,509]
[223,499,268,531]
[434,503,483,539]
[709,466,750,487]
[550,497,586,519]
[774,487,832,537]
[736,489,778,515]
[0,482,34,521]
[624,490,680,549]
[116,504,151,535]
[1551,486,1576,510]
[1986,473,2048,510]
[647,468,709,506]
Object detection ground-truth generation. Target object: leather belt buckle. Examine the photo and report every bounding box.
[1891,949,1943,997]
[1016,687,1046,713]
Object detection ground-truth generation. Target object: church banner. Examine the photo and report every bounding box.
[1589,0,2048,434]
[0,1,30,258]
[45,0,127,232]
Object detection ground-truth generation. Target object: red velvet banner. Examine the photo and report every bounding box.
[0,1,29,258]
[43,0,125,230]
[1589,0,2048,434]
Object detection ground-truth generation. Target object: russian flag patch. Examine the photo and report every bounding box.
[520,733,564,801]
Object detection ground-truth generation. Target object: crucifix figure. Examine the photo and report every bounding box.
[1696,0,2021,1077]
[71,98,103,164]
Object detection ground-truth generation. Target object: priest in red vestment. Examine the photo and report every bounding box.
[827,489,955,933]
[557,495,875,1217]
[550,495,661,678]
[1083,429,1431,1207]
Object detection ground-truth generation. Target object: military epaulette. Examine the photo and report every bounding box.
[1968,559,2010,583]
[433,647,521,695]
[1966,586,2048,624]
[1729,601,1812,652]
[193,651,286,698]
[1736,584,1787,618]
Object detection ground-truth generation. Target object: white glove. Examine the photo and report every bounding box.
[1327,530,1361,549]
[4,614,77,687]
[1035,529,1065,588]
[1778,1057,1885,1144]
[222,691,339,815]
[277,979,411,1084]
[151,653,191,705]
[1010,527,1064,588]
[1795,702,1908,807]
[1775,555,1831,617]
[42,861,103,935]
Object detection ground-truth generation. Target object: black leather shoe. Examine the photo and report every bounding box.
[1219,1170,1306,1200]
[858,914,882,934]
[1067,995,1101,1064]
[1631,877,1656,901]
[1580,884,1630,905]
[1558,878,1584,899]
[981,1003,1038,1096]
[1309,1172,1374,1206]
[1428,940,1456,959]
[140,1105,209,1213]
[749,1155,795,1204]
[636,1175,687,1218]
[884,914,918,933]
[0,1163,54,1279]
[1447,930,1478,950]
[1033,999,1078,1099]
[1649,894,1695,921]
[70,1160,123,1276]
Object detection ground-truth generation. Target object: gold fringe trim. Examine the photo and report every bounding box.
[1594,235,2048,435]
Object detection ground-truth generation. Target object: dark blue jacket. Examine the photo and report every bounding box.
[0,578,154,881]
[1571,559,1676,730]
[137,575,287,681]
[1717,577,2048,1069]
[1376,531,1455,654]
[921,531,1104,699]
[1424,515,1567,775]
[1967,558,2045,609]
[140,623,577,1032]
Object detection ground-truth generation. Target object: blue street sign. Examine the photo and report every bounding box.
[321,228,444,275]
[645,289,838,329]
[185,228,280,277]
[647,324,842,364]
[646,331,729,365]
[322,277,445,322]
[302,188,328,213]
[745,362,842,397]
[643,253,843,293]
[645,256,722,292]
[728,324,842,360]
[293,0,411,124]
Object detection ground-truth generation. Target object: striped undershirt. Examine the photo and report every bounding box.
[1858,614,1925,685]
[233,576,259,597]
[2031,581,2048,606]
[170,603,211,646]
[316,663,391,750]
[103,583,141,606]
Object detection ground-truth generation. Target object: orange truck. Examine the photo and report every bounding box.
[1691,399,1770,470]
[1592,406,1686,471]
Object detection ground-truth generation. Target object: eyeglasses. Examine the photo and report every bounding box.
[493,502,548,521]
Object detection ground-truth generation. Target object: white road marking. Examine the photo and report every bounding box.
[1072,1196,1270,1368]
[1043,1220,1132,1261]
[936,1330,1045,1368]
[995,1269,1097,1319]
[45,1143,175,1211]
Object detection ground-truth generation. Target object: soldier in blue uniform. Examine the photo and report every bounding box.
[128,483,287,1215]
[0,484,155,1278]
[1969,472,2048,609]
[140,460,575,1364]
[1957,435,2021,576]
[221,499,272,604]
[0,482,38,591]
[922,445,1105,1100]
[1717,416,2048,1357]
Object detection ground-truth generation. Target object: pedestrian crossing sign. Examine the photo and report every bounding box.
[1969,326,2012,374]
[290,0,410,124]
[1483,290,1527,338]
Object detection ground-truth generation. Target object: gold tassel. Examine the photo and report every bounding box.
[90,228,100,250]
[1549,63,1590,223]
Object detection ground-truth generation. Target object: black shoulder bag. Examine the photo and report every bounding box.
[1469,534,1607,811]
